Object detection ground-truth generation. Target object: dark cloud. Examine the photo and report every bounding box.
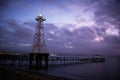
[104,36,120,43]
[45,23,58,40]
[0,19,34,52]
[5,19,34,38]
[94,0,120,24]
[74,27,95,39]
[93,0,120,44]
[44,23,108,53]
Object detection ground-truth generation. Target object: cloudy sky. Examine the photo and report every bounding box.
[0,0,120,55]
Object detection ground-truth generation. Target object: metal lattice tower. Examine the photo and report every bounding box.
[32,15,46,53]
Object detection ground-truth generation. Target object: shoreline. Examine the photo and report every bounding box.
[0,65,75,80]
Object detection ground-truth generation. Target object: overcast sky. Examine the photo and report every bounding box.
[0,0,120,55]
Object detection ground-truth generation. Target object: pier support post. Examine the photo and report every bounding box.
[29,53,34,69]
[29,53,49,69]
[45,55,48,69]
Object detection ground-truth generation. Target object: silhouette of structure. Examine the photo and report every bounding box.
[29,53,49,69]
[29,15,49,69]
[32,15,46,53]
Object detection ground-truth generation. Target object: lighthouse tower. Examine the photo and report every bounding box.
[32,15,46,53]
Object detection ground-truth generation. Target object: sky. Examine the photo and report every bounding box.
[0,0,120,55]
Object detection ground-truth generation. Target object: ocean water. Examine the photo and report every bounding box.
[40,55,120,80]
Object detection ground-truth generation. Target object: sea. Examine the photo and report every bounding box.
[39,54,120,80]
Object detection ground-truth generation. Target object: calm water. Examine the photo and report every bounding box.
[40,56,120,80]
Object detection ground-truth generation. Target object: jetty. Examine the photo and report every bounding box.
[0,52,105,69]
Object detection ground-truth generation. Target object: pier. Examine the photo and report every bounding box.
[0,53,105,69]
